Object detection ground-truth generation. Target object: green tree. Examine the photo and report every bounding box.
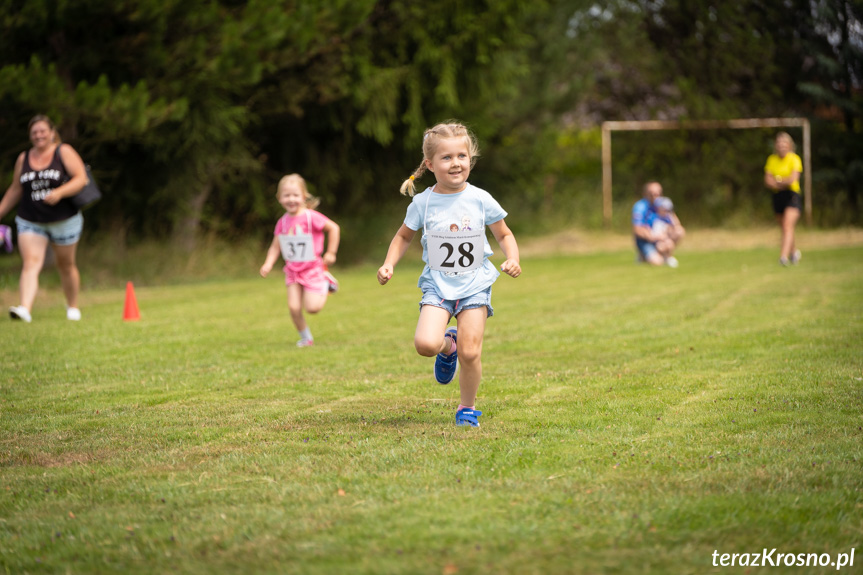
[798,0,863,214]
[2,0,860,245]
[556,0,862,225]
[1,0,564,246]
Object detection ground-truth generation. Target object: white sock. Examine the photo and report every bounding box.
[299,327,313,341]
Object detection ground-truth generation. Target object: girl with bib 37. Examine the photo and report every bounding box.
[377,122,521,427]
[260,174,340,347]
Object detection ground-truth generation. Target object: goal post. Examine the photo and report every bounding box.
[601,118,812,226]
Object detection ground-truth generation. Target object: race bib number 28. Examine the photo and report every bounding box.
[278,233,316,263]
[427,230,484,273]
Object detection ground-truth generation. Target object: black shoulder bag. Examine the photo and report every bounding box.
[59,144,102,210]
[70,165,102,210]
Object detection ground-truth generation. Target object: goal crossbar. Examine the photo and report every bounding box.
[601,118,812,226]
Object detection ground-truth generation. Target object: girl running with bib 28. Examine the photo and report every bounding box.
[261,174,340,347]
[377,122,521,427]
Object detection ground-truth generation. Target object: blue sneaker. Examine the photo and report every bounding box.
[455,408,482,427]
[434,327,458,384]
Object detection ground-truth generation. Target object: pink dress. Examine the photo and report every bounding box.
[273,209,332,294]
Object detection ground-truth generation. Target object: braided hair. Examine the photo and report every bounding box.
[399,121,480,197]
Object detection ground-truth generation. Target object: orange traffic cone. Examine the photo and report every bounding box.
[123,281,140,321]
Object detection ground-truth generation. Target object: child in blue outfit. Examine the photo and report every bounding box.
[651,196,683,267]
[651,196,674,238]
[377,122,521,427]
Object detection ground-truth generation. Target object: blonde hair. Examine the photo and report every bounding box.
[28,114,61,144]
[400,121,480,196]
[277,173,320,209]
[775,131,796,152]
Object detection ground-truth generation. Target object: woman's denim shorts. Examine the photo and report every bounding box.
[16,213,83,246]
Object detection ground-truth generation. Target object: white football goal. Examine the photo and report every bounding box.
[601,118,812,226]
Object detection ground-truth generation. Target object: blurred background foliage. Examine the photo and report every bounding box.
[0,0,860,264]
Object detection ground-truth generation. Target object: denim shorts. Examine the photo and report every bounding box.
[419,286,494,318]
[635,237,658,260]
[16,213,83,246]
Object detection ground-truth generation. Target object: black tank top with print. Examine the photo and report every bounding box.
[17,144,79,223]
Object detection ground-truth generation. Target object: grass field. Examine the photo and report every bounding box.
[1,234,862,574]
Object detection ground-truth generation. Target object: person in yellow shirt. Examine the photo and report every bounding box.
[764,132,803,266]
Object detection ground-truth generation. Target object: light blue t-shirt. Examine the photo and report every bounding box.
[404,183,507,301]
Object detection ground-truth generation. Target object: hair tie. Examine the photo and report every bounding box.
[409,175,415,181]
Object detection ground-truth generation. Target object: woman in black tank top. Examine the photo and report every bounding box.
[0,115,89,323]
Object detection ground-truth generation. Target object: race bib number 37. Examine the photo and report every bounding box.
[427,230,484,273]
[278,233,316,263]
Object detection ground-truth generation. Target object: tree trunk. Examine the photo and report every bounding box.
[174,180,213,253]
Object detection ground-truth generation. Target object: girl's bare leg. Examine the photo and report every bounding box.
[453,307,487,408]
